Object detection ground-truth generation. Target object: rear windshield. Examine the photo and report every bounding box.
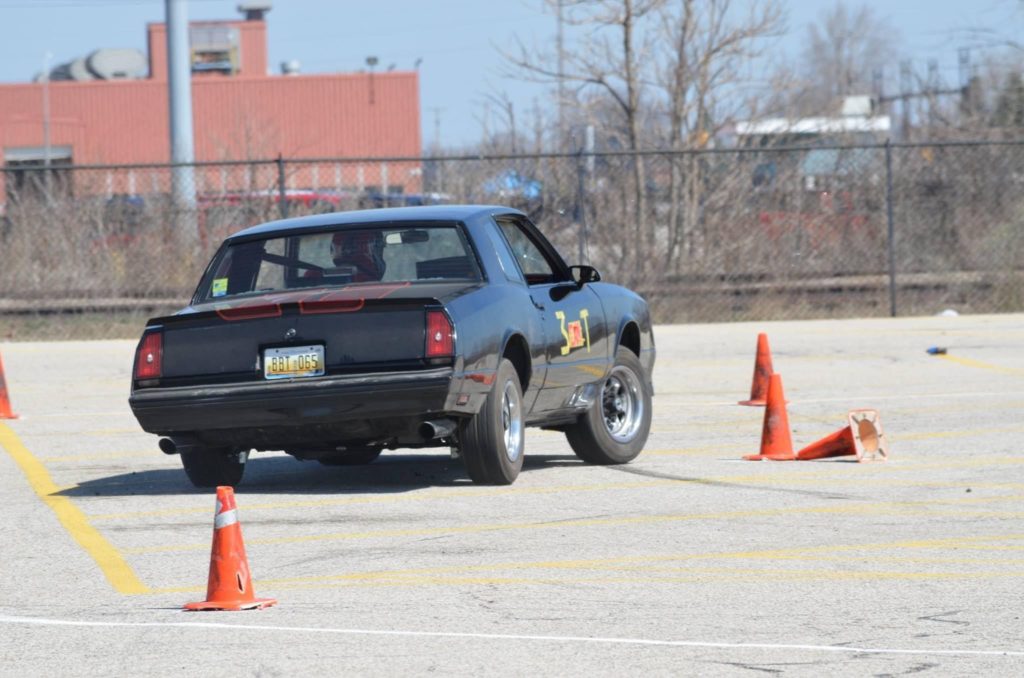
[197,224,481,302]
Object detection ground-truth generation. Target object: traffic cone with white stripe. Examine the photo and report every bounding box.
[185,486,276,611]
[0,352,18,419]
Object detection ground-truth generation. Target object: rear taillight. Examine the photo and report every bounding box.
[135,332,163,380]
[425,310,454,359]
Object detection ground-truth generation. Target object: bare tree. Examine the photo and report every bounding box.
[476,89,521,154]
[794,1,900,115]
[657,0,784,272]
[503,0,664,282]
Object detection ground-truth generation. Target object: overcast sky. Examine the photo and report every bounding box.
[0,0,1019,150]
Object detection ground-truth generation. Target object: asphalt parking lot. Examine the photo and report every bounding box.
[1,313,1023,676]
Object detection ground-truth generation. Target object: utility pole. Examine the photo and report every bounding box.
[899,60,912,141]
[877,58,968,141]
[428,107,444,192]
[429,107,443,152]
[41,51,52,201]
[556,0,565,148]
[166,0,197,243]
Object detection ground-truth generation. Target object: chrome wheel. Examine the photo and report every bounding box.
[502,380,523,463]
[602,365,644,443]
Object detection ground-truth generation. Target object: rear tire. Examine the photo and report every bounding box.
[566,346,651,464]
[180,447,248,488]
[317,448,383,466]
[459,359,524,485]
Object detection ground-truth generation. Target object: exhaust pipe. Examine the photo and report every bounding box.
[419,419,456,441]
[159,436,200,456]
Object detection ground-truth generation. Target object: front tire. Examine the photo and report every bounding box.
[566,346,651,464]
[180,447,248,488]
[459,358,525,485]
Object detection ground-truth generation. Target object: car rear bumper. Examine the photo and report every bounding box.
[129,367,455,436]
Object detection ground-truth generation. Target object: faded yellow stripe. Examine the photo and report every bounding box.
[43,450,151,463]
[125,498,1021,555]
[90,478,680,521]
[154,569,1022,594]
[0,422,149,594]
[149,532,1024,593]
[939,353,1024,376]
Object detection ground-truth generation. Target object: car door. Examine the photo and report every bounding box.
[493,215,611,415]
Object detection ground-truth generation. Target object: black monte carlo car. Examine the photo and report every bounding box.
[129,205,655,487]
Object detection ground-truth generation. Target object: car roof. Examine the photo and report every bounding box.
[228,205,524,241]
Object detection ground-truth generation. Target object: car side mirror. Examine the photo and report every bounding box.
[570,265,601,285]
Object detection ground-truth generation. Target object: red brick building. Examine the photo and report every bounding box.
[0,10,421,205]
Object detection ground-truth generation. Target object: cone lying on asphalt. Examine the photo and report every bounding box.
[743,373,795,461]
[0,352,17,420]
[185,486,276,611]
[796,409,889,463]
[739,333,775,406]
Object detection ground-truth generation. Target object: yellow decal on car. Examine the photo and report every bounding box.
[212,278,228,297]
[556,309,592,355]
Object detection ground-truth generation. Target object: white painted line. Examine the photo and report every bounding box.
[0,615,1021,657]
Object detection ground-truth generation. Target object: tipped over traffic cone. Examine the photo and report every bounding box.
[796,409,888,463]
[739,333,775,406]
[185,486,276,611]
[743,373,795,461]
[0,352,18,420]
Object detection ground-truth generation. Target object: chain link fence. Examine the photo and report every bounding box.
[2,141,1023,339]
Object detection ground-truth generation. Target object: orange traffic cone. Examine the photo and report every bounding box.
[0,352,18,419]
[743,373,795,461]
[739,333,775,406]
[185,486,276,611]
[796,409,888,463]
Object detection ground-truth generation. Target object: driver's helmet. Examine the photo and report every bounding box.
[331,230,386,281]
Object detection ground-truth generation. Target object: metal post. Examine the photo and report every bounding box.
[277,154,289,219]
[42,51,52,202]
[166,0,197,240]
[576,152,585,263]
[575,126,594,264]
[885,140,897,317]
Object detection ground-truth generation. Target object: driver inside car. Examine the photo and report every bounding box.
[329,230,387,282]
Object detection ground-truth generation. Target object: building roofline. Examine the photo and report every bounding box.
[735,116,892,136]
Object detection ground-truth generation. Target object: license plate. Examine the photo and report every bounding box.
[263,345,325,380]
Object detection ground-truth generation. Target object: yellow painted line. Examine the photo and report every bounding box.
[154,568,1024,595]
[19,428,145,438]
[149,532,1024,593]
[90,452,1024,523]
[252,569,1019,591]
[892,425,1024,442]
[123,497,1017,555]
[83,428,142,436]
[0,423,149,594]
[939,354,1024,376]
[31,411,128,419]
[84,459,880,522]
[91,478,690,522]
[42,450,151,463]
[885,456,1024,471]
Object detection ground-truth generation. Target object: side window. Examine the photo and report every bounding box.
[496,218,559,285]
[254,237,286,290]
[485,222,525,284]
